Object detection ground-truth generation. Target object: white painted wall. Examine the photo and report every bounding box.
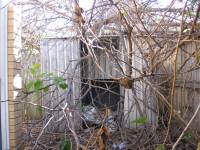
[0,1,10,149]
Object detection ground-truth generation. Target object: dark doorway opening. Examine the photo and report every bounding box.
[81,79,120,111]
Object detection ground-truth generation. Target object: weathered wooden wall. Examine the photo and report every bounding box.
[40,38,81,131]
[122,38,200,129]
[173,42,200,131]
[41,37,81,102]
[120,37,157,127]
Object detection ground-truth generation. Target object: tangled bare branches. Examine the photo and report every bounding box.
[15,0,200,149]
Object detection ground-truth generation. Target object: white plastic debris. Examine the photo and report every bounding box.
[112,142,127,150]
[82,105,102,125]
[82,105,118,133]
[105,115,118,133]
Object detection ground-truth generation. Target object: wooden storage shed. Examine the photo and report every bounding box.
[40,36,157,129]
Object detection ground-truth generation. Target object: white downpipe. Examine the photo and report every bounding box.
[0,3,10,150]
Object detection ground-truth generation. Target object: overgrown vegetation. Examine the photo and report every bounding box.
[13,0,200,149]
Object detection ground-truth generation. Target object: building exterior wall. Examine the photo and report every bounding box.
[7,4,24,149]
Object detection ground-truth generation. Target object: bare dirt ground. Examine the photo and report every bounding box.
[23,120,198,150]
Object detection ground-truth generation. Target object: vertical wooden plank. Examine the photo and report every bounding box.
[56,39,65,76]
[48,39,56,75]
[72,39,81,127]
[72,38,80,101]
[124,89,133,127]
[101,50,106,79]
[40,40,45,73]
[105,52,110,79]
[41,39,49,109]
[197,90,200,127]
[103,51,107,79]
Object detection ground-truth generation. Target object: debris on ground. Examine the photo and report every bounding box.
[82,105,102,125]
[23,120,198,150]
[111,141,127,150]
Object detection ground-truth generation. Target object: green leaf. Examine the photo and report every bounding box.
[187,10,193,16]
[43,86,49,93]
[26,81,34,92]
[155,144,165,150]
[47,72,54,77]
[38,72,46,78]
[34,79,43,91]
[53,77,65,85]
[36,106,43,113]
[53,77,68,90]
[30,63,41,76]
[59,83,68,90]
[182,133,192,141]
[132,116,148,125]
[32,63,40,70]
[60,138,71,150]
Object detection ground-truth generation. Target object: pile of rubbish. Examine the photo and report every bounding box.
[82,105,127,149]
[82,105,102,125]
[82,105,118,133]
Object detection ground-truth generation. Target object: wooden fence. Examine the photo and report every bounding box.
[21,51,42,120]
[174,42,200,131]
